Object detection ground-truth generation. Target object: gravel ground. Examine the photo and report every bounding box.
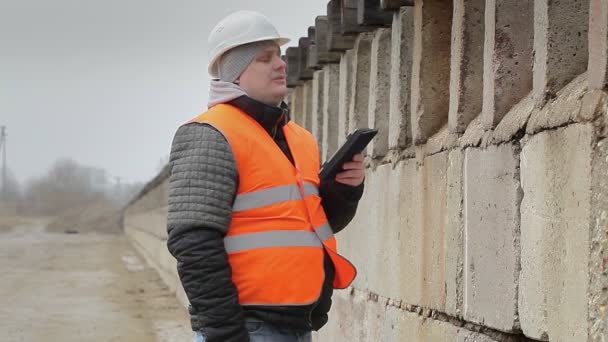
[0,221,191,342]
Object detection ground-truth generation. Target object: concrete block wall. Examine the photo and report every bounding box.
[122,178,188,308]
[282,0,607,341]
[123,0,608,341]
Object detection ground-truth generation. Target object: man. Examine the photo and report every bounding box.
[167,10,365,342]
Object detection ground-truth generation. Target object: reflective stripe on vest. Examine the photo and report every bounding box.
[233,181,318,212]
[224,223,334,253]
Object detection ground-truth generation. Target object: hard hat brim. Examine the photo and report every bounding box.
[208,36,291,79]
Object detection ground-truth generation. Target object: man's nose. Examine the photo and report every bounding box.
[274,56,287,71]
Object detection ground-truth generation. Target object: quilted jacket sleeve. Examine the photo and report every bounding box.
[166,123,249,342]
[319,179,364,234]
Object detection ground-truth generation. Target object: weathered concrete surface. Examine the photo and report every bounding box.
[460,115,487,148]
[314,288,500,341]
[388,7,414,150]
[519,124,593,341]
[482,0,534,129]
[419,151,449,311]
[533,0,589,104]
[311,70,325,144]
[322,64,340,162]
[375,160,422,304]
[341,155,449,313]
[292,86,305,126]
[446,149,465,318]
[527,73,608,138]
[463,144,522,332]
[342,164,392,296]
[338,49,355,147]
[410,0,453,144]
[0,222,190,342]
[127,179,168,214]
[491,94,535,145]
[590,138,608,341]
[368,27,392,158]
[303,80,314,132]
[349,33,374,133]
[449,0,485,133]
[420,124,460,157]
[124,179,189,308]
[125,221,188,308]
[588,0,608,90]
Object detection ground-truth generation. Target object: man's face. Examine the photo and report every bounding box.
[237,43,287,105]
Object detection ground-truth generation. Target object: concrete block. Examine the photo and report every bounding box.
[312,70,325,144]
[589,138,608,341]
[344,156,445,309]
[126,226,189,309]
[338,50,355,147]
[344,164,391,293]
[519,124,592,341]
[368,28,392,158]
[578,88,608,122]
[358,0,393,26]
[384,160,422,304]
[292,86,305,126]
[381,0,414,11]
[463,144,522,332]
[286,88,294,108]
[449,0,485,133]
[419,151,449,312]
[315,16,330,54]
[322,64,340,162]
[297,38,314,80]
[126,207,168,239]
[459,115,486,148]
[388,7,414,150]
[482,0,534,129]
[327,0,357,51]
[306,43,320,71]
[490,94,535,145]
[446,149,465,318]
[314,288,476,342]
[315,16,343,64]
[348,32,374,133]
[411,0,453,144]
[302,81,314,131]
[589,0,608,89]
[286,47,303,87]
[526,73,587,135]
[126,179,168,214]
[313,290,399,341]
[533,0,589,104]
[342,0,371,34]
[421,124,459,156]
[340,161,422,306]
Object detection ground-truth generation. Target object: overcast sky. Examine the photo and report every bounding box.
[1,0,327,185]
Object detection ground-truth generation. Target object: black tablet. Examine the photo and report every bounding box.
[319,128,378,181]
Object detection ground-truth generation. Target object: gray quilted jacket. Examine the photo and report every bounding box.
[166,95,363,342]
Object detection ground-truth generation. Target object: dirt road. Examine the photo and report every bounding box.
[0,221,191,342]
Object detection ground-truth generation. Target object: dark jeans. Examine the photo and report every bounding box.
[194,320,312,342]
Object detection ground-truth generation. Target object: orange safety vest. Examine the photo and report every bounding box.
[188,103,357,306]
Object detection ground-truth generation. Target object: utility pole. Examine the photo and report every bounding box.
[0,126,6,199]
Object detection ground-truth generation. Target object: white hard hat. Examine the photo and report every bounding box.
[207,11,290,79]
